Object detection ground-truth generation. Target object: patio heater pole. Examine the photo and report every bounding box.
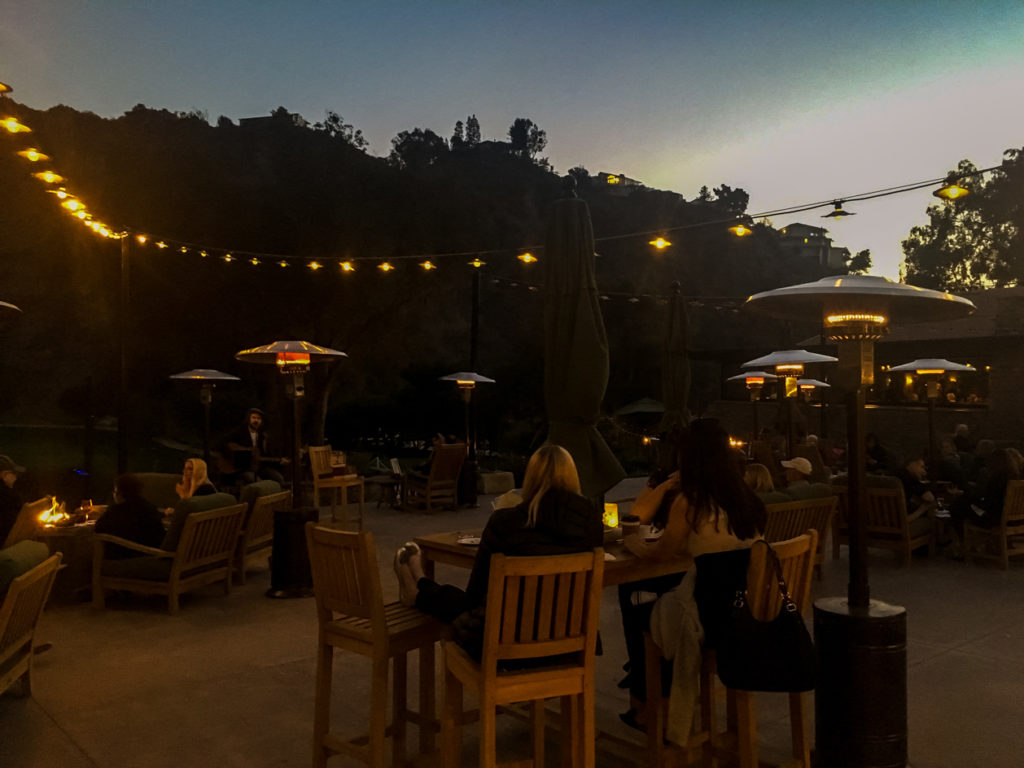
[118,234,130,473]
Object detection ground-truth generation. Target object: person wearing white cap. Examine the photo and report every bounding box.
[780,456,832,500]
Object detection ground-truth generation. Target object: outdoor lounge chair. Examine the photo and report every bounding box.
[832,476,934,565]
[234,484,291,584]
[92,495,246,613]
[965,479,1024,568]
[0,553,61,697]
[2,497,54,549]
[402,443,466,513]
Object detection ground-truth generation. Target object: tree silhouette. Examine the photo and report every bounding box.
[389,128,448,169]
[508,118,547,162]
[902,151,1024,290]
[313,110,368,150]
[465,115,481,146]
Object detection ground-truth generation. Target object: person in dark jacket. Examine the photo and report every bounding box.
[0,455,26,546]
[95,474,167,559]
[393,444,602,634]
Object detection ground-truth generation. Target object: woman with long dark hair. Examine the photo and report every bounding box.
[620,418,765,737]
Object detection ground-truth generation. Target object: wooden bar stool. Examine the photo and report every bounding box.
[305,524,446,768]
[440,549,604,768]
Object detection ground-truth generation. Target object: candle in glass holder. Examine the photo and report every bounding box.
[602,502,619,528]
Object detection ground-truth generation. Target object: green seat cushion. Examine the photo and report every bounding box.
[0,540,50,595]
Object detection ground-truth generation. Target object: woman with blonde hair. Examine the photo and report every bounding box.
[394,443,601,655]
[175,458,217,500]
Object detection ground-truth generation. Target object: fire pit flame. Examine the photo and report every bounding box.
[38,496,70,526]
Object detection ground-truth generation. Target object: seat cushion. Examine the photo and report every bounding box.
[0,539,50,595]
[239,480,282,506]
[102,555,173,581]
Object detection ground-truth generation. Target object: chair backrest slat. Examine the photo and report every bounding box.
[308,445,333,479]
[483,550,603,666]
[0,554,61,655]
[429,443,467,483]
[746,532,817,620]
[175,504,247,570]
[305,524,382,628]
[764,497,837,543]
[246,490,291,545]
[1002,480,1024,528]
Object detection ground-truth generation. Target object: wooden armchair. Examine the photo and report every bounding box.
[965,479,1024,568]
[2,497,53,548]
[92,501,247,613]
[0,553,61,697]
[234,485,291,584]
[440,549,605,768]
[402,443,466,513]
[764,495,838,578]
[305,524,447,768]
[308,444,364,527]
[832,481,934,565]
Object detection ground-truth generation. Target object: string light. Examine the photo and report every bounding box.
[16,148,48,162]
[199,250,208,258]
[468,257,485,268]
[250,257,260,265]
[729,222,753,237]
[649,237,671,249]
[2,117,30,133]
[340,261,355,272]
[378,262,394,272]
[136,235,147,244]
[420,260,436,270]
[179,246,188,253]
[32,170,64,184]
[517,252,537,263]
[155,241,167,249]
[60,198,84,212]
[222,253,233,262]
[307,261,322,270]
[277,260,289,268]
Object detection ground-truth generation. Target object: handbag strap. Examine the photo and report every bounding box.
[735,540,798,612]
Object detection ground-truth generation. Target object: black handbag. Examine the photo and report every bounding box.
[715,541,817,692]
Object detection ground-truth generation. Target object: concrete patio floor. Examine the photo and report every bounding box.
[2,478,1022,767]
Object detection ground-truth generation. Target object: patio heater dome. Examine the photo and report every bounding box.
[169,368,241,382]
[888,358,976,374]
[234,339,347,367]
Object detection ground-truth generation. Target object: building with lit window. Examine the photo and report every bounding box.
[779,222,850,269]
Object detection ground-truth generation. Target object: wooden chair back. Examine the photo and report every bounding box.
[3,497,52,549]
[309,445,334,480]
[482,550,604,668]
[746,531,818,618]
[305,523,383,629]
[764,496,837,544]
[999,480,1024,531]
[174,503,247,573]
[245,490,291,548]
[428,443,467,484]
[0,553,61,696]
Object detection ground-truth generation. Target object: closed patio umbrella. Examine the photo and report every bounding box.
[659,281,691,433]
[543,190,625,498]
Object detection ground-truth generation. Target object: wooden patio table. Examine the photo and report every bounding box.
[413,530,692,587]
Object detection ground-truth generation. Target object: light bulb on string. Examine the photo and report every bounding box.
[2,117,30,133]
[155,241,168,249]
[649,237,671,249]
[307,261,322,270]
[378,262,394,272]
[277,260,289,268]
[340,261,355,272]
[223,253,233,263]
[32,170,64,184]
[822,201,854,219]
[199,250,208,258]
[179,246,188,254]
[517,252,538,264]
[933,181,969,201]
[468,257,486,268]
[16,148,48,162]
[250,257,260,266]
[420,260,436,270]
[729,222,752,237]
[136,235,147,245]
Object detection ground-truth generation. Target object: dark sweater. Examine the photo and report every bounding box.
[463,489,603,609]
[0,484,22,546]
[95,497,166,558]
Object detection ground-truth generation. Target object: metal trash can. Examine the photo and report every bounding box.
[267,506,318,598]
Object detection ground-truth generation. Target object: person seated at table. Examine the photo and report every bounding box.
[896,455,936,512]
[936,437,969,491]
[779,457,832,500]
[743,463,791,504]
[619,418,764,739]
[95,474,166,559]
[950,447,1020,541]
[865,433,890,473]
[0,455,26,546]
[392,443,601,658]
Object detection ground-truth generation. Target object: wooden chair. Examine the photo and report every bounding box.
[402,443,467,513]
[965,479,1024,569]
[306,523,446,768]
[764,496,838,578]
[0,553,61,697]
[724,531,819,768]
[92,502,247,613]
[2,497,53,548]
[832,482,934,565]
[440,549,605,768]
[234,488,291,584]
[308,445,365,527]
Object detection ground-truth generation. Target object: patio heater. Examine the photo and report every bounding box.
[798,378,832,437]
[745,275,974,768]
[726,370,777,444]
[168,369,240,465]
[439,371,495,507]
[888,359,975,478]
[741,349,837,458]
[235,341,347,505]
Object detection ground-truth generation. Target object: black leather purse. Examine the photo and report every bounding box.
[715,541,817,693]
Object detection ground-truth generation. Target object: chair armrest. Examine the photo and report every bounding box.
[93,533,172,558]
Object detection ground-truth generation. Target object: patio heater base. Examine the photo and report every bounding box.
[813,596,909,768]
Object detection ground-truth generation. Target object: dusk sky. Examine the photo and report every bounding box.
[4,1,1024,279]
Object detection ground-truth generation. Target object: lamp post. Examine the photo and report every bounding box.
[726,370,777,444]
[439,371,495,507]
[745,274,974,768]
[168,369,240,465]
[235,341,346,505]
[888,358,975,477]
[741,349,837,458]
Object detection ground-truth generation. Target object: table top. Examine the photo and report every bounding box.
[414,530,691,588]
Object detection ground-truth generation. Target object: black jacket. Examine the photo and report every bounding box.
[463,489,602,609]
[95,497,166,558]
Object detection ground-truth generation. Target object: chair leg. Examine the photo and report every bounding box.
[168,591,180,614]
[312,640,333,768]
[441,668,463,768]
[789,691,810,768]
[531,698,545,768]
[393,653,408,767]
[733,690,758,768]
[581,687,595,768]
[560,695,575,768]
[419,643,436,755]
[92,582,106,610]
[644,634,668,768]
[16,664,32,698]
[330,488,339,524]
[479,683,497,768]
[369,654,388,768]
